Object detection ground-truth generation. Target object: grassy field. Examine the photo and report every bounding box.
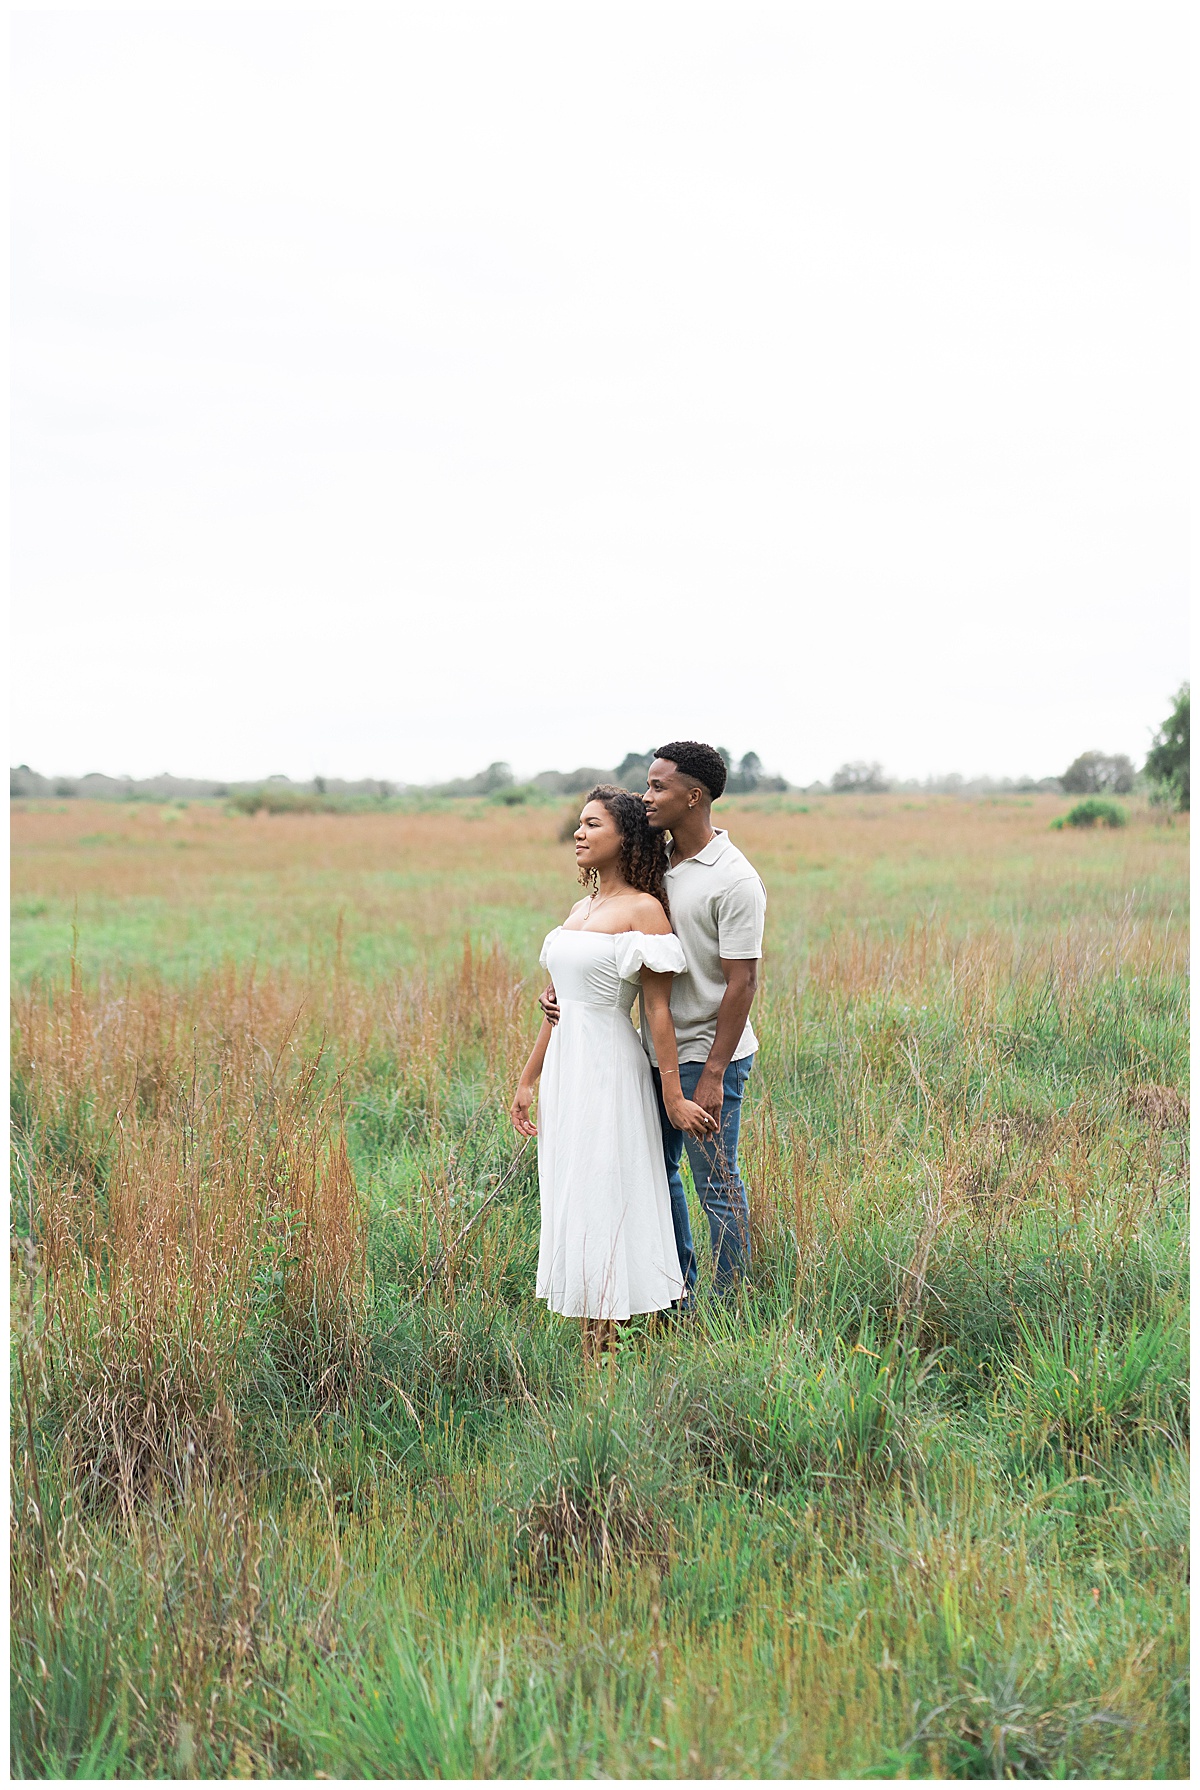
[10,793,1189,1777]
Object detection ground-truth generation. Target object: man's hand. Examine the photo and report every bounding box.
[694,1065,726,1130]
[695,961,757,1130]
[538,982,560,1026]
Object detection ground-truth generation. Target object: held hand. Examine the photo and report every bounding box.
[538,982,561,1026]
[667,1095,720,1140]
[510,1083,538,1137]
[694,1066,725,1130]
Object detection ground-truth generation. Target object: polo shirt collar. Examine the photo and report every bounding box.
[669,827,730,869]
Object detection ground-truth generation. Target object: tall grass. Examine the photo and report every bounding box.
[10,799,1188,1776]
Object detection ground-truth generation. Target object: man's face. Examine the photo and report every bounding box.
[642,758,703,831]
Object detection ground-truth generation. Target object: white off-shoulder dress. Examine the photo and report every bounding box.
[535,927,687,1319]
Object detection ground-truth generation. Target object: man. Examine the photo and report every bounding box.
[639,740,765,1300]
[540,739,766,1301]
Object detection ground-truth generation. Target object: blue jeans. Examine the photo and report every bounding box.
[651,1056,754,1297]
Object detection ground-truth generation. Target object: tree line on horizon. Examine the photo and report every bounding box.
[9,685,1188,812]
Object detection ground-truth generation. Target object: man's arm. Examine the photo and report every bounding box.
[692,871,766,1126]
[693,959,758,1125]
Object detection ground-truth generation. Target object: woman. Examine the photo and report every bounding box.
[510,785,717,1360]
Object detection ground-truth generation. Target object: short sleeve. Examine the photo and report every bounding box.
[715,876,766,959]
[613,930,687,982]
[538,926,563,971]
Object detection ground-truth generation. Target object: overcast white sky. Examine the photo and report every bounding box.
[11,4,1189,786]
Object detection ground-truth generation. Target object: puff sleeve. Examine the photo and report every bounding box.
[538,927,562,971]
[613,931,687,982]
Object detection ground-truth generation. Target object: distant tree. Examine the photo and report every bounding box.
[831,760,889,794]
[1144,683,1189,811]
[716,747,733,771]
[480,761,514,793]
[614,750,654,787]
[725,750,764,795]
[564,765,613,794]
[1061,750,1135,796]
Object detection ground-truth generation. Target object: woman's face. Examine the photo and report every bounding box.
[574,800,623,877]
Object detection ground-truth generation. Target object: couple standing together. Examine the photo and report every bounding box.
[510,740,766,1358]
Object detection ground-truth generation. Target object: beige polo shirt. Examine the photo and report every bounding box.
[641,828,766,1067]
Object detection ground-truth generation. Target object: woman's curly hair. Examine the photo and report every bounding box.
[577,784,670,917]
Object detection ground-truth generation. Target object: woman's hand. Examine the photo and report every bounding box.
[510,1082,538,1137]
[666,1095,720,1140]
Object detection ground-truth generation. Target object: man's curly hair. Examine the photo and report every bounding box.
[578,784,670,915]
[653,740,728,801]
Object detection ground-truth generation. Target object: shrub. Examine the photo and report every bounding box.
[1053,798,1126,830]
[229,789,327,815]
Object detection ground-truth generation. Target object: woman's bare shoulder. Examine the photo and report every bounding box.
[628,892,673,934]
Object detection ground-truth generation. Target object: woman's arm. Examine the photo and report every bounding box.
[510,1018,553,1136]
[640,971,719,1139]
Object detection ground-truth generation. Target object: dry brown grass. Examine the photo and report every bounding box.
[13,970,366,1511]
[10,925,546,1518]
[12,794,1188,982]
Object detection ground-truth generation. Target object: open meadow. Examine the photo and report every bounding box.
[10,792,1189,1778]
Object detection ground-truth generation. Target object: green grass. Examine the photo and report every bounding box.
[10,798,1189,1776]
